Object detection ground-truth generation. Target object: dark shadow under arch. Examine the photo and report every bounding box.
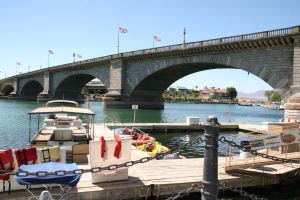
[1,84,14,96]
[54,74,96,100]
[20,80,43,98]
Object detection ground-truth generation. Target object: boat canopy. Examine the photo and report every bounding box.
[46,100,79,107]
[28,106,95,116]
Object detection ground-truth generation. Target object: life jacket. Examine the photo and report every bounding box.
[114,134,122,159]
[100,136,105,158]
[15,147,37,167]
[280,118,298,123]
[122,128,132,135]
[0,149,14,181]
[40,146,60,163]
[99,135,122,159]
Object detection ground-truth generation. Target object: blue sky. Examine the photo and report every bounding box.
[0,0,299,92]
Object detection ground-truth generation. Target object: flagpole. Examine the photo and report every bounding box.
[117,28,120,54]
[153,37,154,48]
[183,27,186,48]
[48,52,49,68]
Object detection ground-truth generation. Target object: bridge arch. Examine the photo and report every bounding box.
[54,74,98,100]
[128,63,232,102]
[125,50,292,102]
[1,84,14,96]
[20,80,43,99]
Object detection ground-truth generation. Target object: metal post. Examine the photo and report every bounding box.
[117,29,120,54]
[202,115,220,200]
[133,109,136,123]
[28,115,31,146]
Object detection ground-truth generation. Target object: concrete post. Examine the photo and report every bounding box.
[106,59,123,97]
[201,115,220,200]
[290,36,300,96]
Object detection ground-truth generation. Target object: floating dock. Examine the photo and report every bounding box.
[104,122,240,133]
[2,149,299,200]
[0,122,294,200]
[104,122,268,134]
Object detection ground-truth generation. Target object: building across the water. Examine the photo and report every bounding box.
[199,86,227,100]
[83,80,107,94]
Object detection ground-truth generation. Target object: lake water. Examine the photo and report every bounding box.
[1,99,296,200]
[0,99,284,150]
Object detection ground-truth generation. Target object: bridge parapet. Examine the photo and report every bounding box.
[0,26,298,81]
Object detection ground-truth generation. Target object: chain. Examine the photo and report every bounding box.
[220,182,268,200]
[219,136,300,164]
[0,137,204,177]
[1,156,156,177]
[165,184,202,200]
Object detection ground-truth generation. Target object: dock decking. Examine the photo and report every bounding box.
[1,122,298,200]
[2,149,299,200]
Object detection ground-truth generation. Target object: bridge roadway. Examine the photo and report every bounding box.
[1,26,300,109]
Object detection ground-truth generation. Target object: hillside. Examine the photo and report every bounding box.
[237,90,268,100]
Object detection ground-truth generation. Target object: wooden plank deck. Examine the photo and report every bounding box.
[1,123,298,199]
[1,150,297,200]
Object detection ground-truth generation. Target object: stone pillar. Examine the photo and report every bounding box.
[37,71,51,101]
[43,71,50,94]
[104,59,123,99]
[284,93,300,121]
[290,36,300,96]
[9,78,19,96]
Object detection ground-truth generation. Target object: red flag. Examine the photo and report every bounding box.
[154,36,161,42]
[17,62,21,65]
[76,54,82,58]
[48,50,54,54]
[119,27,127,33]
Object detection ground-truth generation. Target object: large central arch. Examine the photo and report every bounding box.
[54,74,97,100]
[130,63,231,102]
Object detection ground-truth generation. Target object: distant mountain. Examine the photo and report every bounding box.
[237,90,268,100]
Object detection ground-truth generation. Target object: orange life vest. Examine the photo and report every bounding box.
[100,136,105,158]
[0,149,14,181]
[15,147,37,167]
[114,134,122,158]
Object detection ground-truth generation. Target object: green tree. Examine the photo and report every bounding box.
[264,90,273,102]
[270,91,282,102]
[226,87,237,100]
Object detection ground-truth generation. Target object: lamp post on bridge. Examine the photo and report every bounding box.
[0,69,6,79]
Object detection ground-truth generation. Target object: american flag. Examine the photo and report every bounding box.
[17,62,21,65]
[48,50,54,54]
[154,36,161,42]
[119,27,128,33]
[76,54,82,58]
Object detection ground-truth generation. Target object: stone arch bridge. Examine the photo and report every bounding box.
[1,26,300,109]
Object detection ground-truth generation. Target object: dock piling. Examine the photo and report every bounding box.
[202,115,220,200]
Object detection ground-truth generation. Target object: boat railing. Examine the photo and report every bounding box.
[132,127,147,135]
[103,115,127,131]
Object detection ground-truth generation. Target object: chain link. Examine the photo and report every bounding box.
[220,182,268,200]
[219,136,300,164]
[0,136,204,177]
[165,184,202,200]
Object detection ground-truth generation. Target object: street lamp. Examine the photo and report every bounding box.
[0,69,6,79]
